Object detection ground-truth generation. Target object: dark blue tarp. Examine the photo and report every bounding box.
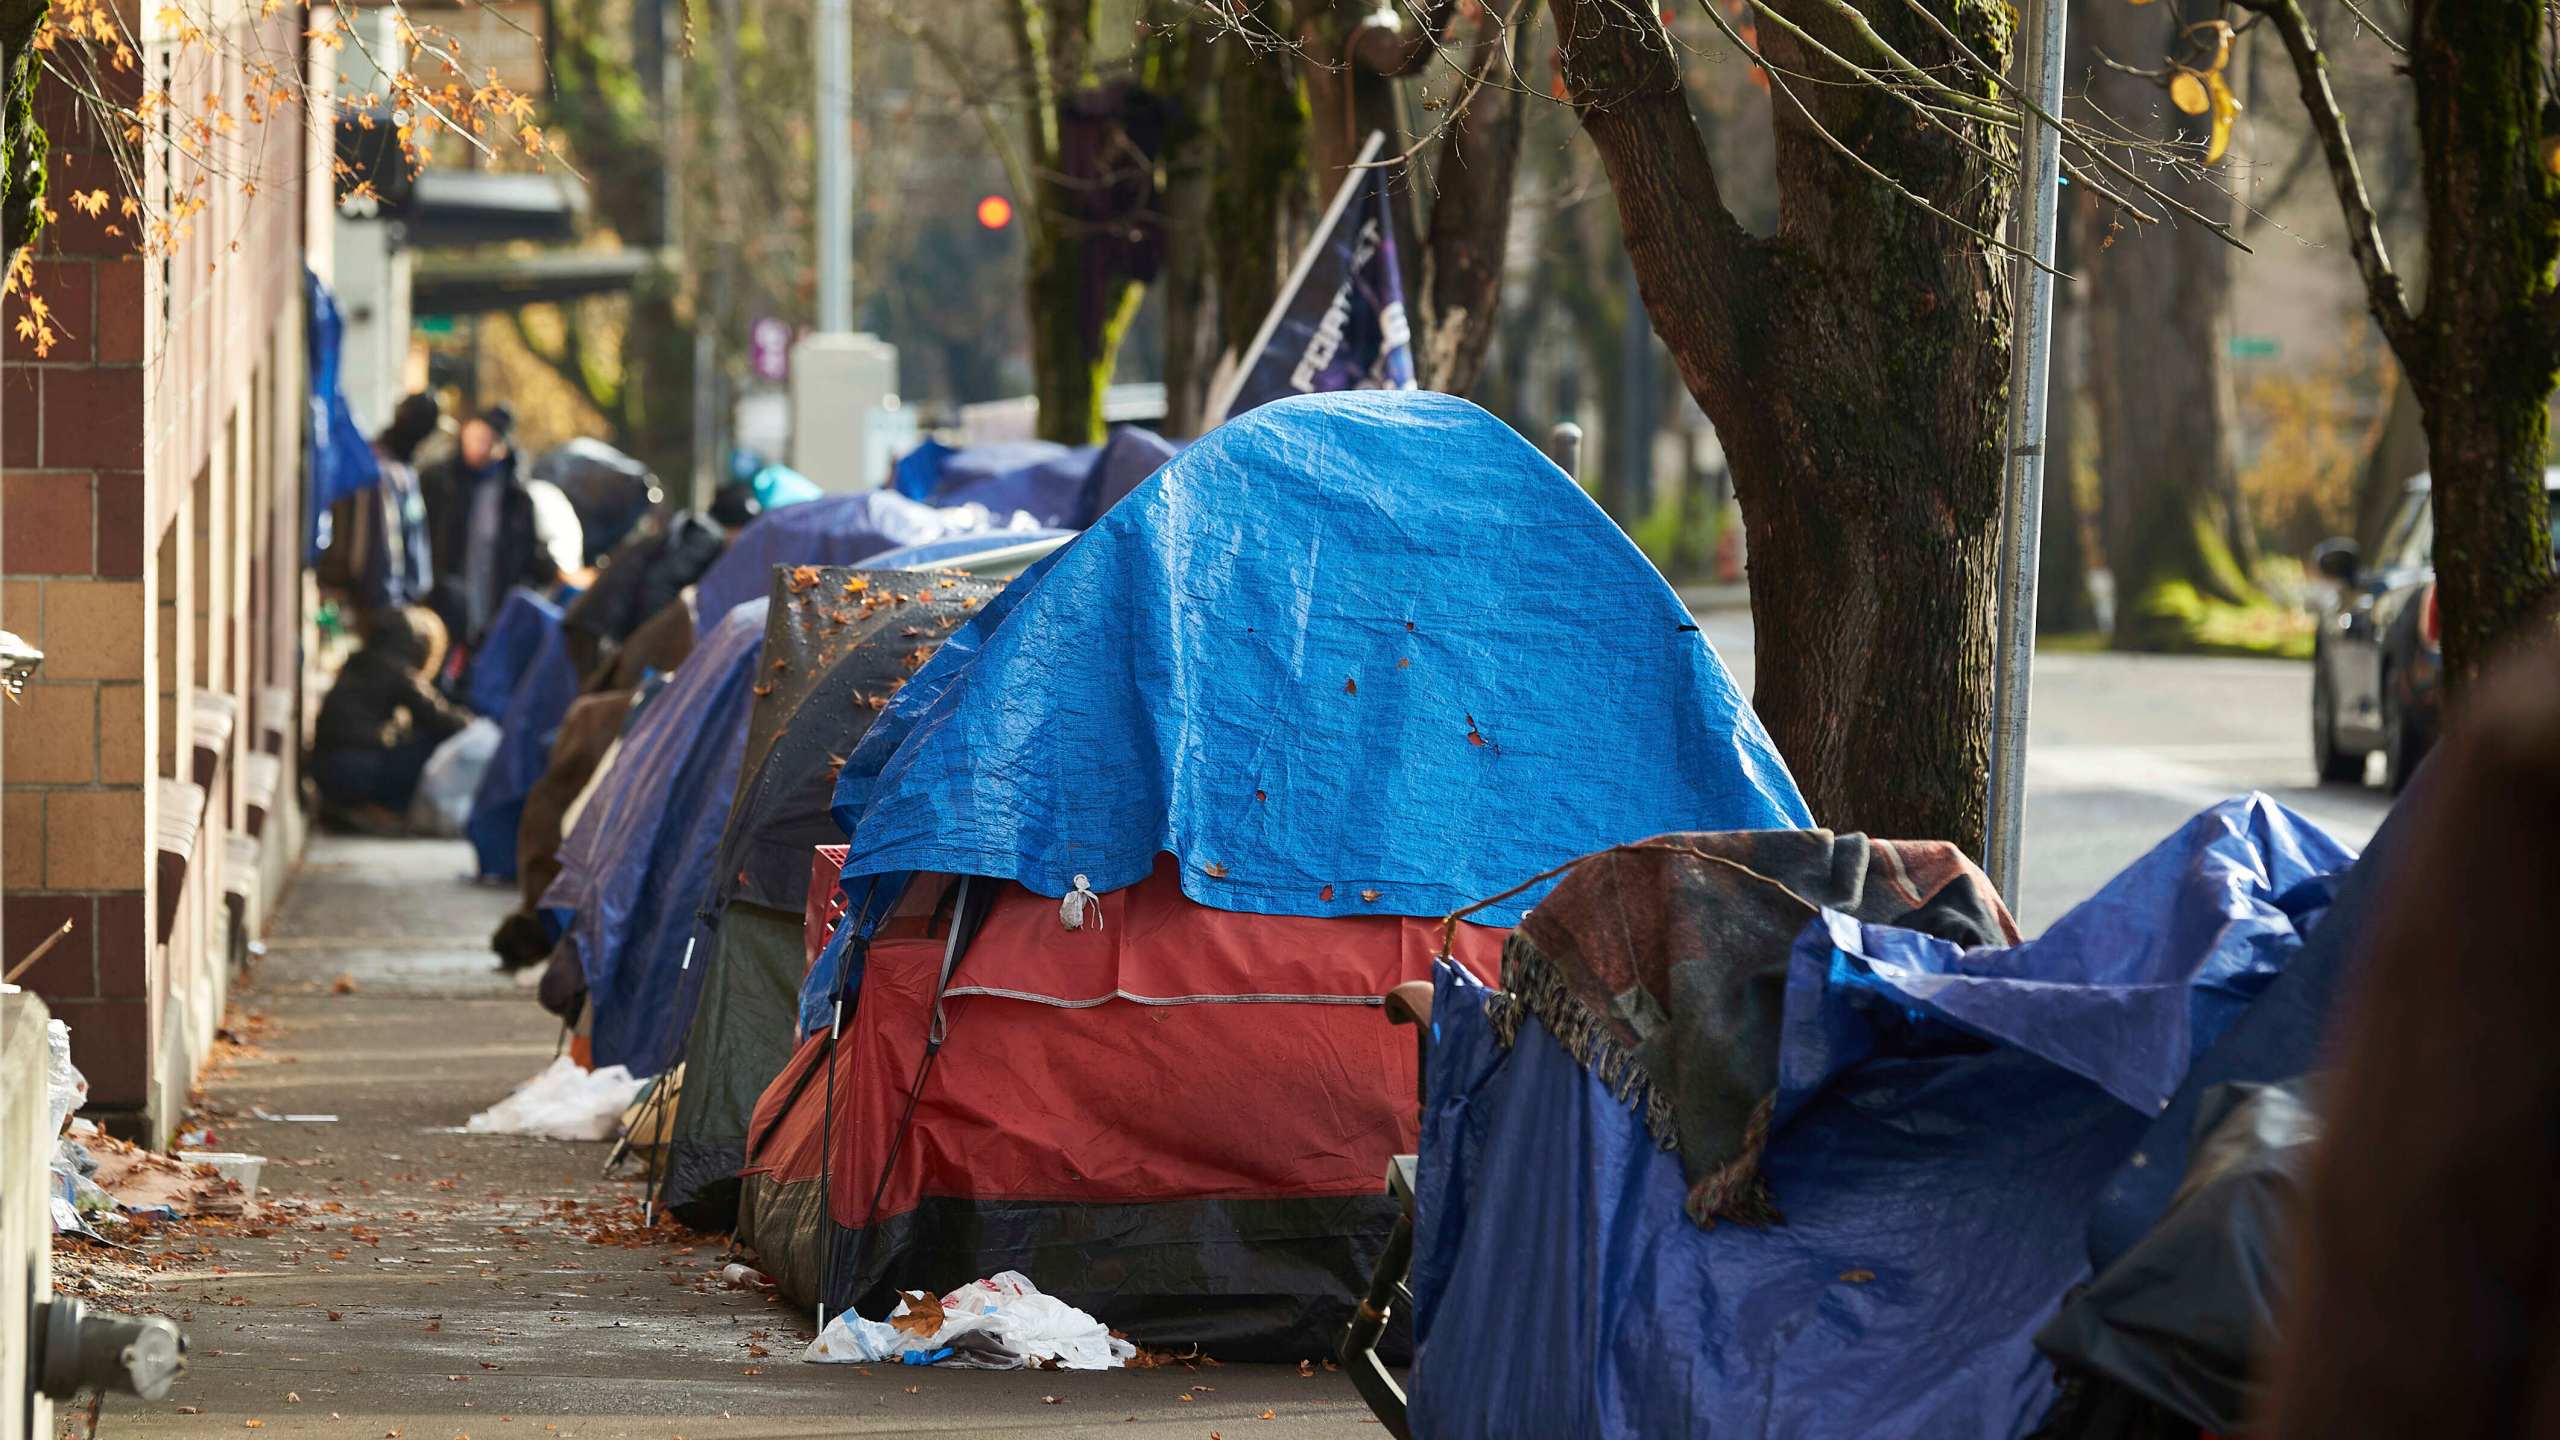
[691,492,1038,634]
[542,600,770,1075]
[923,441,1082,525]
[303,270,380,561]
[1406,794,2355,1440]
[464,615,580,881]
[801,391,1809,1030]
[891,438,957,500]
[464,589,562,718]
[1077,427,1182,522]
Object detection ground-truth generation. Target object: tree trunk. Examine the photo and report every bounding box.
[2404,0,2558,688]
[1208,15,1311,365]
[2081,0,2257,652]
[1550,0,2012,845]
[2039,196,2096,634]
[1417,3,1535,396]
[1154,22,1220,437]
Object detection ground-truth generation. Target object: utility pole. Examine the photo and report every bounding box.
[815,0,854,333]
[1984,0,2069,903]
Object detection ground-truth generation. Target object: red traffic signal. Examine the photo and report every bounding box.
[975,194,1014,230]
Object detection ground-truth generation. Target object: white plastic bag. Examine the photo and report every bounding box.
[801,1270,1133,1371]
[409,717,501,836]
[46,1018,87,1138]
[465,1056,646,1141]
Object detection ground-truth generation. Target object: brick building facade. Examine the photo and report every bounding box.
[3,4,325,1143]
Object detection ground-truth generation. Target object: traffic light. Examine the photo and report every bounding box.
[975,194,1014,230]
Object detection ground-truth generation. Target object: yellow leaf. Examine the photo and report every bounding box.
[2204,71,2241,165]
[2168,71,2208,116]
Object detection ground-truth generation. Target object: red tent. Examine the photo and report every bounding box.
[739,856,1501,1355]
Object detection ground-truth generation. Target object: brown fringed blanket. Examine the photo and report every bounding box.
[1488,831,2016,1226]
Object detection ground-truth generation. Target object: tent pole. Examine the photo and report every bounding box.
[1985,0,2069,903]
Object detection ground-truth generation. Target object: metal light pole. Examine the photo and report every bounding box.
[1985,0,2069,903]
[815,0,854,334]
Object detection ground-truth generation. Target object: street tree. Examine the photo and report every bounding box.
[2231,0,2558,690]
[1537,0,2231,842]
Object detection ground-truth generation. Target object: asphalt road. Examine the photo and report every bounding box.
[1692,611,2394,927]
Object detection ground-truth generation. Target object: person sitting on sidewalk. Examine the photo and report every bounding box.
[311,606,474,832]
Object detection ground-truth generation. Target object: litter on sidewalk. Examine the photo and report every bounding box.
[803,1272,1136,1371]
[466,1055,648,1140]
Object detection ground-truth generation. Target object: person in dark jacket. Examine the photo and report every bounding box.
[423,406,584,645]
[311,605,473,827]
[318,392,441,610]
[557,508,730,683]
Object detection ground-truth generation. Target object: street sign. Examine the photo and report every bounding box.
[2228,335,2279,359]
[416,314,456,336]
[751,317,792,382]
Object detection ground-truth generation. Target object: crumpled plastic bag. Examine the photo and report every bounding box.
[465,1056,647,1141]
[410,717,502,836]
[46,1018,88,1138]
[802,1271,1135,1371]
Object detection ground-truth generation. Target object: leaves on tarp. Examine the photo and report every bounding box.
[1343,677,1358,695]
[889,1290,946,1338]
[787,567,821,593]
[1319,885,1334,902]
[1201,861,1229,879]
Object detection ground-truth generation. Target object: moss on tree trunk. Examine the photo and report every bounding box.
[2404,0,2559,688]
[1,0,50,257]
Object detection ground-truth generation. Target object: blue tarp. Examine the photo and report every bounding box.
[464,617,580,881]
[542,600,770,1076]
[801,391,1809,1030]
[892,438,957,500]
[464,589,562,719]
[923,441,1082,524]
[303,271,380,562]
[691,491,1038,634]
[1406,795,2355,1440]
[1077,427,1182,523]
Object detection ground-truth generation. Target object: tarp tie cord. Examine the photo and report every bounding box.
[1435,841,1819,962]
[1060,873,1103,932]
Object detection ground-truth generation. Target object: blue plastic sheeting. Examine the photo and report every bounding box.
[860,529,1079,572]
[464,589,562,718]
[924,441,1082,524]
[892,438,957,500]
[752,464,823,511]
[691,491,1038,635]
[304,271,380,561]
[464,618,581,881]
[1077,427,1181,522]
[829,390,1808,926]
[1406,794,2354,1440]
[2084,785,2403,1269]
[545,601,770,1075]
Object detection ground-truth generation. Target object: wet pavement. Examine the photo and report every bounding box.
[88,836,1383,1439]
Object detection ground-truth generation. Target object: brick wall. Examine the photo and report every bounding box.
[3,12,311,1135]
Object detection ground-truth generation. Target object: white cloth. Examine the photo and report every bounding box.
[802,1271,1134,1371]
[524,479,586,579]
[409,717,501,836]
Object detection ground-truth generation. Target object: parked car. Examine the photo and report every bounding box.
[2310,468,2560,791]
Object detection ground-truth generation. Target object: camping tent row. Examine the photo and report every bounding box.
[715,391,1818,1357]
[458,427,1176,888]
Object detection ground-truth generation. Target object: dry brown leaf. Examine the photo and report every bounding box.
[1202,861,1229,879]
[1343,677,1358,695]
[1360,889,1380,903]
[903,1385,920,1395]
[286,1392,301,1403]
[1261,1411,1277,1421]
[330,973,358,995]
[1841,1268,1876,1283]
[889,1289,946,1338]
[1319,885,1334,901]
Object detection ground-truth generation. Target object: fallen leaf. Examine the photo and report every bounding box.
[889,1290,946,1338]
[1202,861,1229,879]
[739,1367,763,1376]
[1319,885,1334,901]
[1840,1268,1876,1284]
[245,1424,264,1432]
[287,1392,302,1403]
[1042,1395,1061,1405]
[1262,1411,1278,1420]
[327,1310,343,1321]
[176,1408,200,1416]
[330,973,358,995]
[1360,889,1380,903]
[1299,1359,1315,1377]
[1179,1394,1195,1402]
[904,1385,920,1395]
[1343,677,1357,694]
[1396,657,1410,668]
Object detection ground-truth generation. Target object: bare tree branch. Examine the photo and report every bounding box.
[2233,0,2421,364]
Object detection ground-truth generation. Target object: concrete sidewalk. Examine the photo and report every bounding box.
[89,835,1381,1439]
